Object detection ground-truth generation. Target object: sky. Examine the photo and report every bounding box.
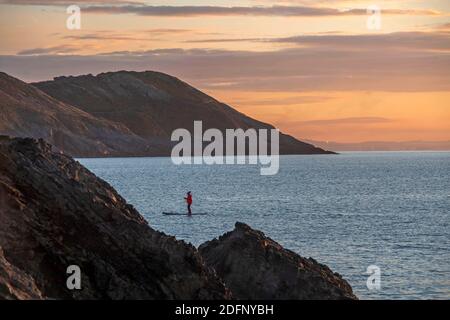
[0,0,449,143]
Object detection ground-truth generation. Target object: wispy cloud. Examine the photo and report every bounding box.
[142,28,194,34]
[2,1,438,17]
[16,45,81,55]
[185,38,265,44]
[1,0,442,18]
[62,33,153,41]
[0,0,142,5]
[229,96,334,107]
[434,22,450,30]
[296,117,394,126]
[62,29,210,42]
[3,31,449,92]
[271,31,450,51]
[80,5,440,17]
[188,31,450,51]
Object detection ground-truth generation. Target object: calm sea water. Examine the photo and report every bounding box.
[78,152,450,300]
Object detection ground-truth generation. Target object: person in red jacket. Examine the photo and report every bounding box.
[184,191,192,215]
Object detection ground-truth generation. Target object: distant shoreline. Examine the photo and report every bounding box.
[304,140,450,152]
[74,150,450,160]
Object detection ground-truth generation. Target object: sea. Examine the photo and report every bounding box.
[78,152,450,300]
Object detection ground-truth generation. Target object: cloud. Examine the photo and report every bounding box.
[271,31,450,51]
[178,30,450,54]
[16,45,81,55]
[229,96,334,107]
[79,5,440,17]
[189,31,450,51]
[143,28,194,34]
[3,31,449,92]
[63,33,152,41]
[185,38,265,44]
[434,22,450,31]
[2,1,438,17]
[0,0,142,5]
[62,29,206,41]
[295,117,394,126]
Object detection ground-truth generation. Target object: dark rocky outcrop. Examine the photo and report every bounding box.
[199,222,357,300]
[0,136,353,300]
[0,136,229,299]
[34,71,334,155]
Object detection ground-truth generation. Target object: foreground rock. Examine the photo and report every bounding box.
[0,136,229,299]
[0,136,355,300]
[199,222,357,300]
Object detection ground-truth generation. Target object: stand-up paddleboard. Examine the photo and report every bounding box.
[162,212,208,216]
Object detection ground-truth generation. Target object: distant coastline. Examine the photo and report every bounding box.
[305,139,450,152]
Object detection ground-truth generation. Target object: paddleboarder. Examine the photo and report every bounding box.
[184,191,192,215]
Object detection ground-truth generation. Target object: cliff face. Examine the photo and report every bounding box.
[199,222,357,300]
[0,136,354,300]
[34,71,333,155]
[0,136,229,299]
[0,72,158,157]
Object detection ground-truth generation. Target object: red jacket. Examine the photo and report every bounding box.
[186,194,192,205]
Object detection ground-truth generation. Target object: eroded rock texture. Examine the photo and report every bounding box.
[199,222,357,300]
[0,136,229,299]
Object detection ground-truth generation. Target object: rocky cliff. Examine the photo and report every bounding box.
[0,72,159,157]
[0,136,229,299]
[0,136,353,300]
[34,71,333,155]
[199,222,357,300]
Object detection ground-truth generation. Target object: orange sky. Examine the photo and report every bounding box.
[0,0,449,143]
[210,90,450,142]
